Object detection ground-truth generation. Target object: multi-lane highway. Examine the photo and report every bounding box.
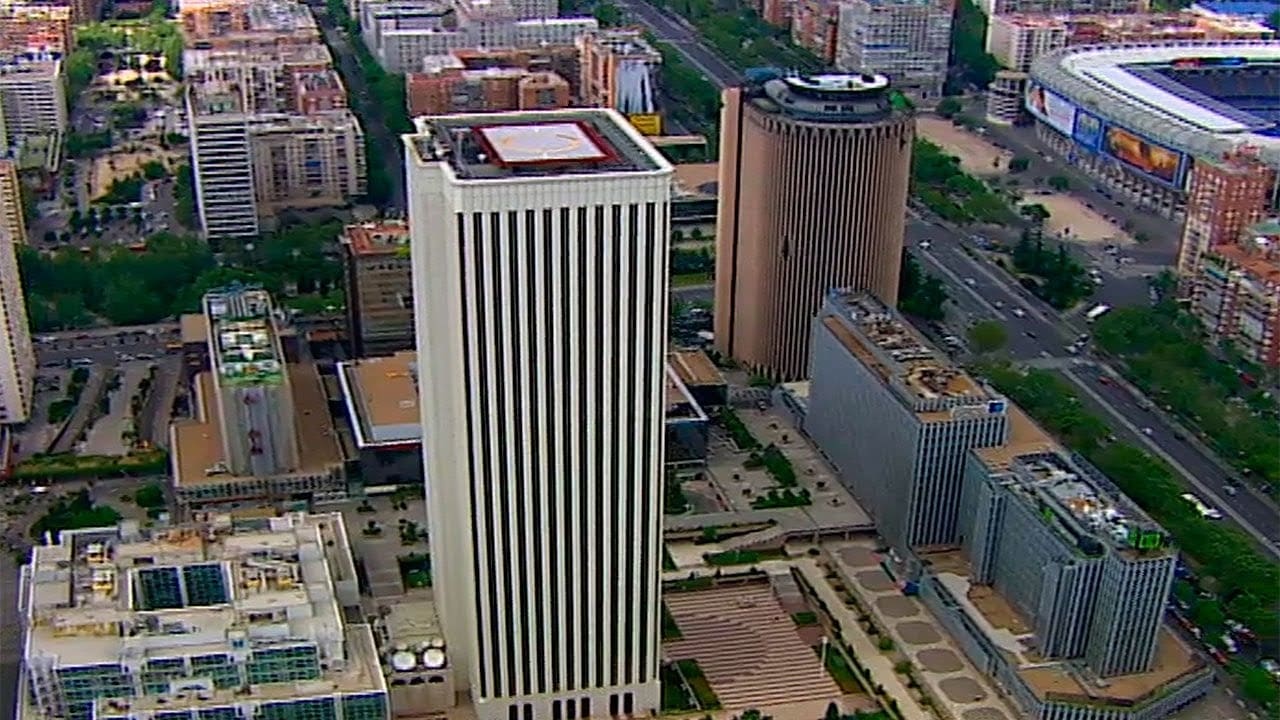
[611,0,741,88]
[905,216,1280,558]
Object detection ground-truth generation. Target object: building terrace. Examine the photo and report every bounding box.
[204,288,285,387]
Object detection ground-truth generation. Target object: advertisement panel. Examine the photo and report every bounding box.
[628,113,662,136]
[1025,81,1077,137]
[1072,110,1103,152]
[1102,125,1185,187]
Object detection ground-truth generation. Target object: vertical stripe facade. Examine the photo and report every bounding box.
[408,119,671,720]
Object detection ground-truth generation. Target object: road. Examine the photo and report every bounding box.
[612,0,741,89]
[904,217,1280,559]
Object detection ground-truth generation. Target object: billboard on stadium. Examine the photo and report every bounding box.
[1102,125,1186,188]
[1025,81,1077,137]
[1072,110,1103,151]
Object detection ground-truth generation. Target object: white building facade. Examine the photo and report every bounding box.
[835,0,952,101]
[404,109,672,720]
[0,210,33,424]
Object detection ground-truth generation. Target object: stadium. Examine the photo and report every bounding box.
[1026,40,1280,219]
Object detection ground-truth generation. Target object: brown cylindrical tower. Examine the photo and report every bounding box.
[714,72,915,381]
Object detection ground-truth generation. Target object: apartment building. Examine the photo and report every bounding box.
[451,45,584,96]
[1177,152,1277,278]
[578,29,662,123]
[835,0,952,102]
[406,61,570,116]
[18,513,389,720]
[1190,221,1280,367]
[361,0,597,73]
[0,60,67,142]
[0,161,33,425]
[169,288,346,508]
[339,220,414,356]
[250,113,366,213]
[179,0,321,51]
[186,59,366,238]
[907,411,1211,720]
[805,290,1010,552]
[791,0,840,62]
[0,4,72,62]
[761,0,796,27]
[986,14,1069,72]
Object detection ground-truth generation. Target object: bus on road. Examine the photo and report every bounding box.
[1085,304,1112,323]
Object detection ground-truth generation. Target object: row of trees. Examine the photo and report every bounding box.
[911,139,1015,225]
[946,0,1000,94]
[19,225,345,330]
[1092,305,1279,489]
[652,0,824,74]
[1008,229,1093,310]
[978,363,1279,674]
[897,250,948,322]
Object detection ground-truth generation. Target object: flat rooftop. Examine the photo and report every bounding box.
[665,365,708,422]
[336,352,420,449]
[1209,241,1280,284]
[972,404,1057,469]
[406,109,669,181]
[172,364,342,487]
[668,349,725,387]
[671,162,718,197]
[0,60,60,81]
[341,220,411,257]
[920,549,1208,706]
[821,290,996,418]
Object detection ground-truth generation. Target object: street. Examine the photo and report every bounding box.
[612,0,741,88]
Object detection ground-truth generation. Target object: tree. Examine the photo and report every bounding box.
[898,251,949,321]
[967,320,1008,354]
[133,483,165,508]
[141,160,167,180]
[1008,156,1030,173]
[1242,665,1280,706]
[1047,175,1070,191]
[1020,203,1050,225]
[43,230,57,244]
[593,0,623,25]
[824,702,841,720]
[935,97,961,118]
[946,0,1000,92]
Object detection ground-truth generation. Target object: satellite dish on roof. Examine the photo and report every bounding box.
[391,651,417,672]
[423,648,447,669]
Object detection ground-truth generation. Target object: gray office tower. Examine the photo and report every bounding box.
[959,449,1176,677]
[806,290,1009,550]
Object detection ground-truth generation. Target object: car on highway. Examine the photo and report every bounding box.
[1179,492,1223,520]
[1141,427,1153,436]
[964,278,976,286]
[1012,308,1026,318]
[919,240,931,250]
[69,357,94,367]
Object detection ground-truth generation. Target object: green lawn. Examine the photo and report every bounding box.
[672,271,712,287]
[815,645,864,694]
[791,611,819,626]
[659,662,696,711]
[676,659,721,709]
[662,603,683,640]
[704,548,788,566]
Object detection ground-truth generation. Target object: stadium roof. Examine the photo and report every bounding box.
[1192,1,1279,19]
[1030,40,1280,169]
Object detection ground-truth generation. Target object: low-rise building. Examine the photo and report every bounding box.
[371,599,458,717]
[18,513,389,720]
[1190,220,1280,367]
[340,220,414,357]
[169,289,347,509]
[0,59,66,144]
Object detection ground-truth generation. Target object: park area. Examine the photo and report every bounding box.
[1026,195,1133,246]
[916,117,1011,177]
[89,146,182,201]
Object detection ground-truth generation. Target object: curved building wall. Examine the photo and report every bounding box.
[715,88,914,381]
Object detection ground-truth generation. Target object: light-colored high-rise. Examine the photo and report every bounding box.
[0,158,25,246]
[715,72,914,381]
[0,173,33,424]
[404,109,672,720]
[835,0,952,101]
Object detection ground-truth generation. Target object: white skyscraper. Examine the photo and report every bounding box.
[404,109,672,720]
[0,216,34,424]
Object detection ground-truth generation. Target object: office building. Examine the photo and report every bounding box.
[18,513,389,720]
[834,0,952,102]
[407,62,571,116]
[1189,220,1280,367]
[1177,152,1277,278]
[715,72,914,380]
[906,411,1211,720]
[791,0,840,63]
[0,60,67,142]
[578,30,663,131]
[0,5,72,62]
[959,446,1176,676]
[806,290,1009,551]
[186,104,259,238]
[169,288,345,509]
[404,109,672,720]
[985,69,1029,124]
[0,164,33,424]
[340,220,415,356]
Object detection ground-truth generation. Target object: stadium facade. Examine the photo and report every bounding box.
[1026,40,1280,220]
